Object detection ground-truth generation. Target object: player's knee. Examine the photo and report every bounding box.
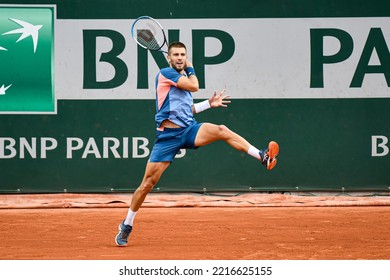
[217,124,231,139]
[139,177,157,193]
[139,183,154,194]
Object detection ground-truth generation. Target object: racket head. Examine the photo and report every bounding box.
[131,16,167,52]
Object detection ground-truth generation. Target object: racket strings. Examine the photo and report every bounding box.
[133,19,165,51]
[137,30,160,50]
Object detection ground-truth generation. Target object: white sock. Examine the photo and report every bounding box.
[124,209,137,226]
[247,145,261,160]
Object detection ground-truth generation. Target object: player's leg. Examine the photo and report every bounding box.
[194,123,279,170]
[130,161,170,212]
[115,161,170,246]
[194,123,251,152]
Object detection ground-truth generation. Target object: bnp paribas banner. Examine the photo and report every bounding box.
[58,18,390,100]
[0,1,389,193]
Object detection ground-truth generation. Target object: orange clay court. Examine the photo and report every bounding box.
[0,193,390,260]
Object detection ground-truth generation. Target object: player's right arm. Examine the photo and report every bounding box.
[177,61,199,92]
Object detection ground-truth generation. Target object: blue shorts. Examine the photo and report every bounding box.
[149,122,203,162]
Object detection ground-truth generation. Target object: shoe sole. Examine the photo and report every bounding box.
[267,141,279,170]
[115,224,128,247]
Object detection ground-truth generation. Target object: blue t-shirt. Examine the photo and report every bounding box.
[154,67,195,127]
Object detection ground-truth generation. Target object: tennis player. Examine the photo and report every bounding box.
[115,41,279,246]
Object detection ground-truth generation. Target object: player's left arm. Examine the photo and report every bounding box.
[192,89,231,114]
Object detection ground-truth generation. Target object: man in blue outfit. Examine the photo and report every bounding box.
[115,41,279,246]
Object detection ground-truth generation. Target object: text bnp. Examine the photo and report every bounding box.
[82,29,235,89]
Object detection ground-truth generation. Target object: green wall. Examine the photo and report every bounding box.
[0,0,389,193]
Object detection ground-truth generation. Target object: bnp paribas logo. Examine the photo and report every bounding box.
[0,6,55,113]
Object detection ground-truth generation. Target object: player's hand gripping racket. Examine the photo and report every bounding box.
[131,16,168,53]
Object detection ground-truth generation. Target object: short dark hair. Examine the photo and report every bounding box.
[168,41,187,54]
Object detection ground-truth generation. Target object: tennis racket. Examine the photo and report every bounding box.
[131,16,168,53]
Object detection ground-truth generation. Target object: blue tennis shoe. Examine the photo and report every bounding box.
[115,221,132,246]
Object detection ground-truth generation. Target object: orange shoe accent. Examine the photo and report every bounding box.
[266,141,279,170]
[267,158,277,170]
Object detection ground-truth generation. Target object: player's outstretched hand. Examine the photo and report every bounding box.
[209,89,231,108]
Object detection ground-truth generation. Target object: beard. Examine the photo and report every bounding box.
[171,61,185,72]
